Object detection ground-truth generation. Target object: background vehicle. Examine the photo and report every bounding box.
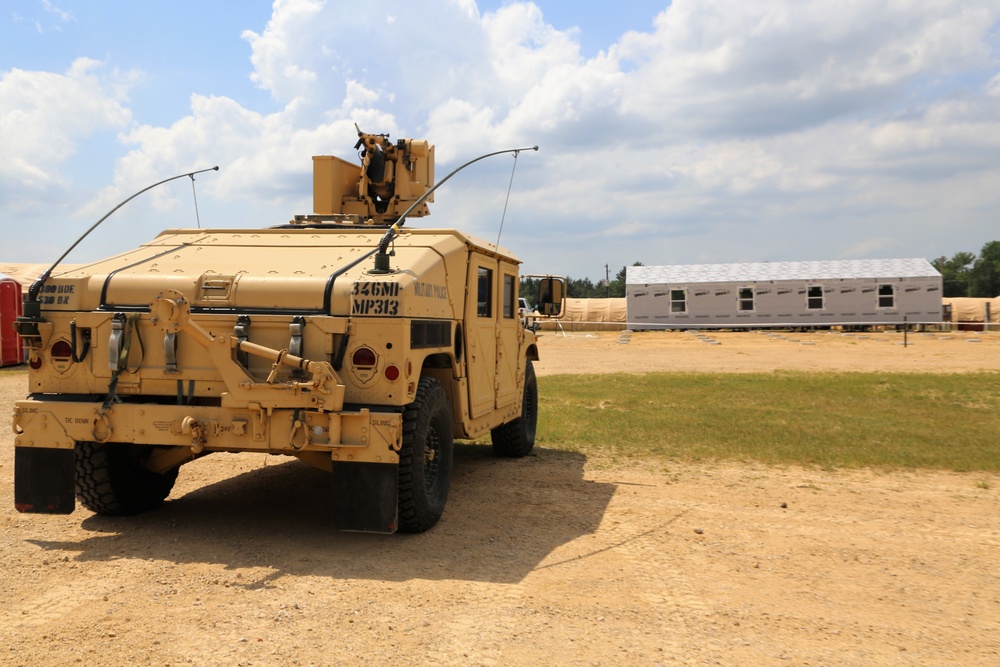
[518,297,539,331]
[13,128,564,533]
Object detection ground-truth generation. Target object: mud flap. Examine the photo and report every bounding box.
[14,447,76,514]
[331,461,399,533]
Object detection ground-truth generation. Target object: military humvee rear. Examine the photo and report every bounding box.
[12,128,564,533]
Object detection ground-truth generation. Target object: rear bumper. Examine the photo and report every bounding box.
[12,398,402,466]
[13,399,403,531]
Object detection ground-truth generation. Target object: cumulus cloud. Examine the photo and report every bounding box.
[616,0,998,140]
[5,0,1000,273]
[0,57,133,207]
[241,0,488,121]
[41,0,73,24]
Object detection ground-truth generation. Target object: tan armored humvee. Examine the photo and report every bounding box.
[12,128,564,533]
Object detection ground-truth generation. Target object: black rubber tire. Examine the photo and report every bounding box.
[397,377,454,533]
[75,442,178,516]
[491,359,537,458]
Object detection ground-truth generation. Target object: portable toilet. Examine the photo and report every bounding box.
[1,273,23,366]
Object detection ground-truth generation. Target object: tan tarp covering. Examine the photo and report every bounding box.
[992,297,1000,323]
[539,298,627,332]
[942,297,991,323]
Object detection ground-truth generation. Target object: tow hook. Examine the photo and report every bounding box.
[181,416,207,454]
[289,409,309,451]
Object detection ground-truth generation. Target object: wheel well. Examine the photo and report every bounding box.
[421,352,453,370]
[420,353,456,407]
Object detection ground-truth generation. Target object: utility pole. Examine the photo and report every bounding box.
[605,263,610,298]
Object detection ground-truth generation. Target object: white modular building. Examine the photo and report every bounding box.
[626,258,942,329]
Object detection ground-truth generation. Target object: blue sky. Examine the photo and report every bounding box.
[2,0,1000,282]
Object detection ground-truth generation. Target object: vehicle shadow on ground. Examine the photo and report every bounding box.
[28,445,616,584]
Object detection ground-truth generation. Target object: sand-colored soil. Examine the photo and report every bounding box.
[534,328,1000,376]
[1,330,998,665]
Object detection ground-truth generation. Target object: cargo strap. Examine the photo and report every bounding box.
[104,312,143,410]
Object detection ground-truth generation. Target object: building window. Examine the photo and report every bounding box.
[878,284,894,308]
[477,267,492,317]
[807,286,823,310]
[502,274,515,319]
[670,289,687,313]
[738,287,754,311]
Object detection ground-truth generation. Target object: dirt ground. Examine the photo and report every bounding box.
[2,330,999,666]
[533,327,1000,376]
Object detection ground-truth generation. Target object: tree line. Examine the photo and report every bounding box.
[520,241,1000,304]
[520,263,644,304]
[932,241,1000,297]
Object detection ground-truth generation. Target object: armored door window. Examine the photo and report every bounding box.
[502,274,516,319]
[807,286,823,310]
[477,267,493,317]
[738,287,754,311]
[878,284,895,308]
[670,289,687,313]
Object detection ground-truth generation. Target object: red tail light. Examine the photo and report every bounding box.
[50,340,73,359]
[352,347,377,368]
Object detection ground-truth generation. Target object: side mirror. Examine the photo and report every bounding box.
[537,277,565,317]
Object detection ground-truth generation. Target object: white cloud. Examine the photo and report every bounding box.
[41,0,73,23]
[0,57,132,207]
[240,0,488,124]
[242,0,325,104]
[617,0,999,140]
[5,0,1000,275]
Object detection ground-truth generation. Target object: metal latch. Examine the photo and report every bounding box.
[289,316,305,357]
[289,316,305,378]
[234,315,251,368]
[108,313,126,371]
[69,319,91,363]
[164,332,178,373]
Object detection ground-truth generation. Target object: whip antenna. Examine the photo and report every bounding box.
[495,149,524,249]
[189,172,204,228]
[26,165,219,302]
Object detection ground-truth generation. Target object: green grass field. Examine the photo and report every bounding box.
[536,372,1000,471]
[5,365,998,471]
